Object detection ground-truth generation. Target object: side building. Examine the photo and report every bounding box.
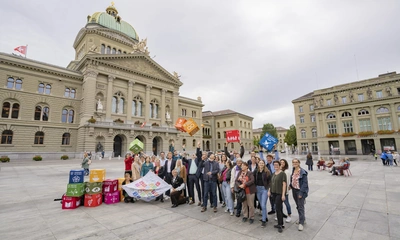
[202,110,253,152]
[292,71,400,155]
[0,4,203,159]
[252,126,288,151]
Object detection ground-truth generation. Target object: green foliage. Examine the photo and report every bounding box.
[253,136,260,147]
[60,155,69,160]
[261,123,278,139]
[33,155,42,161]
[0,156,10,162]
[284,124,297,146]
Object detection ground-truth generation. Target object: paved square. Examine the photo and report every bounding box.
[1,156,399,240]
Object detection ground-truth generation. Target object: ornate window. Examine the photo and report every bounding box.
[377,107,389,114]
[2,102,19,119]
[34,106,49,121]
[376,90,383,98]
[1,130,13,144]
[341,96,347,104]
[61,109,74,123]
[34,131,44,144]
[38,83,51,94]
[38,83,45,93]
[327,113,336,119]
[131,100,136,116]
[343,121,353,133]
[45,84,51,94]
[7,77,22,90]
[342,111,352,117]
[312,128,317,138]
[378,117,392,130]
[301,129,306,138]
[137,101,142,116]
[359,119,372,131]
[327,123,337,134]
[112,92,125,114]
[64,88,76,98]
[358,109,369,115]
[62,133,70,145]
[150,99,159,118]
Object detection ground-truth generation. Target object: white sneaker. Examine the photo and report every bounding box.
[230,212,234,216]
[224,209,229,213]
[286,216,292,223]
[298,224,304,231]
[164,196,170,200]
[274,217,277,221]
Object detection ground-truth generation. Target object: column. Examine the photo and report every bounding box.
[105,75,115,121]
[351,108,358,133]
[336,110,342,135]
[161,89,166,125]
[370,105,378,132]
[81,70,98,123]
[144,85,151,124]
[172,91,179,122]
[126,81,134,122]
[389,103,398,130]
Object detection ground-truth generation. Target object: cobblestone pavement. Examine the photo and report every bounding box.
[1,155,399,240]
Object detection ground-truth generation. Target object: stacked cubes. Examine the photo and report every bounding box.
[63,169,85,209]
[117,178,125,202]
[84,169,106,207]
[103,179,120,204]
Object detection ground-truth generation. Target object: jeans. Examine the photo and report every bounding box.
[236,196,242,216]
[292,188,306,224]
[272,193,284,226]
[203,180,217,208]
[218,181,225,203]
[84,168,89,176]
[283,194,292,215]
[256,186,268,221]
[388,159,394,166]
[222,181,233,213]
[307,165,313,171]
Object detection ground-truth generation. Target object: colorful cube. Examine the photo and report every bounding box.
[89,169,106,183]
[104,191,120,204]
[66,183,85,197]
[119,189,124,202]
[69,169,85,184]
[85,182,103,194]
[117,178,125,191]
[129,139,144,154]
[62,195,82,209]
[175,118,187,132]
[103,179,118,193]
[84,193,102,207]
[183,118,200,136]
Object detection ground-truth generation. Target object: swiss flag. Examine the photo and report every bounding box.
[140,122,146,128]
[14,46,27,55]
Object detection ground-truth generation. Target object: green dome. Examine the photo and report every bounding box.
[89,12,139,40]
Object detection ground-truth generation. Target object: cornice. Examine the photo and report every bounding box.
[73,26,137,49]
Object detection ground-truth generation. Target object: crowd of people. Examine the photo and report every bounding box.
[118,142,309,233]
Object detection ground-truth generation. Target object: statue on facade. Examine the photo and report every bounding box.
[333,93,339,105]
[89,44,98,52]
[173,71,180,79]
[166,111,171,120]
[349,91,355,102]
[367,87,372,99]
[131,38,148,53]
[96,142,103,152]
[385,86,392,96]
[313,98,318,108]
[96,99,103,111]
[319,96,324,107]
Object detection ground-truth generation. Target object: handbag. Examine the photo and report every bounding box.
[235,188,246,203]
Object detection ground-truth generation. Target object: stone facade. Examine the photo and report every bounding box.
[0,5,203,159]
[202,110,253,152]
[293,71,400,155]
[252,126,288,151]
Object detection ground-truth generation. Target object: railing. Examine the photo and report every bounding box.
[88,121,179,133]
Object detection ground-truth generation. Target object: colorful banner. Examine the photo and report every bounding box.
[226,130,240,143]
[259,133,278,151]
[122,171,171,202]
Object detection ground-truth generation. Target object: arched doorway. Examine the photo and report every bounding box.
[113,135,123,157]
[152,137,162,156]
[136,135,146,153]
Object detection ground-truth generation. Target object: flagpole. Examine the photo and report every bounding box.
[25,45,28,58]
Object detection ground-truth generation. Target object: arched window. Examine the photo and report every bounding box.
[45,84,51,94]
[217,122,220,128]
[34,106,42,120]
[224,131,227,138]
[61,109,74,123]
[223,121,226,127]
[34,131,44,145]
[217,132,221,139]
[112,48,116,54]
[15,79,22,90]
[118,98,124,114]
[312,128,317,138]
[149,104,153,118]
[117,50,121,54]
[101,44,105,54]
[341,111,352,117]
[11,103,19,119]
[301,129,306,138]
[154,104,158,118]
[70,89,76,98]
[182,139,186,146]
[42,107,49,121]
[218,143,221,149]
[106,46,111,54]
[123,51,127,54]
[138,101,142,116]
[1,130,13,144]
[358,109,370,115]
[193,139,196,147]
[230,120,233,127]
[2,102,10,118]
[38,83,45,93]
[131,101,136,116]
[376,107,389,114]
[327,113,336,119]
[7,77,14,89]
[62,133,70,145]
[64,88,70,97]
[112,97,117,113]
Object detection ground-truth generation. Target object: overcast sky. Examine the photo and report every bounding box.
[1,0,400,129]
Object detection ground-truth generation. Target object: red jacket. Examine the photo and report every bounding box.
[124,157,133,171]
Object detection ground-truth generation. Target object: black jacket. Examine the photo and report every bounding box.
[202,160,219,182]
[225,145,244,161]
[254,168,271,190]
[221,166,232,183]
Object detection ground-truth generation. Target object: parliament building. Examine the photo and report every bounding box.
[0,4,203,159]
[293,72,400,155]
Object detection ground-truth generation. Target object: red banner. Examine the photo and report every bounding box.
[226,130,240,143]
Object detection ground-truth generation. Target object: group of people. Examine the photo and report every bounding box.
[120,142,309,233]
[379,151,398,166]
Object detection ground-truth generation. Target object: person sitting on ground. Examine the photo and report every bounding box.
[170,169,189,208]
[316,157,326,170]
[122,173,135,203]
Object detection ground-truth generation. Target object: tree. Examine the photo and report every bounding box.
[253,136,260,148]
[284,124,297,146]
[261,123,278,139]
